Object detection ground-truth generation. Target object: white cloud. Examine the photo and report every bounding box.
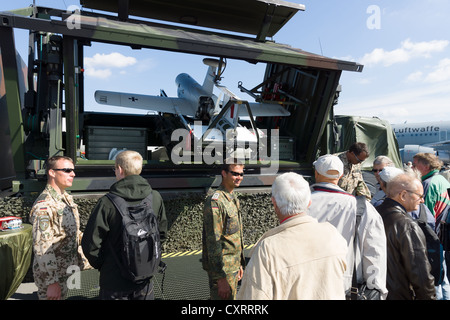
[402,58,450,84]
[405,71,423,83]
[425,58,450,83]
[85,68,112,79]
[360,39,449,67]
[84,52,137,79]
[357,78,372,85]
[337,81,450,124]
[85,52,137,68]
[335,55,356,62]
[361,47,408,67]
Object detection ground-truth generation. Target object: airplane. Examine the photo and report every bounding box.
[94,58,290,161]
[392,121,450,164]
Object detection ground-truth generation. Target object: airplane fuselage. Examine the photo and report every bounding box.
[175,73,217,109]
[392,121,450,163]
[393,121,450,148]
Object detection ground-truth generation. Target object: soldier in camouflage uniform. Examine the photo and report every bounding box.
[29,156,90,300]
[335,142,372,200]
[202,161,245,300]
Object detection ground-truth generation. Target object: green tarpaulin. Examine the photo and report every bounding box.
[334,115,402,171]
[0,224,32,300]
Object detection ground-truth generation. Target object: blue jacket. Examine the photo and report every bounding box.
[422,170,450,232]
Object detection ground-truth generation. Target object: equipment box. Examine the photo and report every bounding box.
[278,136,295,161]
[85,126,148,160]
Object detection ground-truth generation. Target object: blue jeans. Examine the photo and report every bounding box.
[437,255,450,300]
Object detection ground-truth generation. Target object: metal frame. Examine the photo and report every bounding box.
[0,5,362,194]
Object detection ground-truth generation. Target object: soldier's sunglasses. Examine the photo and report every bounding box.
[52,168,75,173]
[352,152,364,163]
[227,170,244,177]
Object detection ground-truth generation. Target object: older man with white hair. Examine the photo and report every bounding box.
[237,172,347,300]
[309,154,388,299]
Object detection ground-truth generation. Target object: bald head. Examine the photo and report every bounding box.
[386,173,424,212]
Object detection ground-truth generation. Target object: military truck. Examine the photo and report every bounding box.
[0,0,366,196]
[1,2,406,300]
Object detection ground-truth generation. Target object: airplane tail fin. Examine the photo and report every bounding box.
[202,58,225,94]
[202,66,216,94]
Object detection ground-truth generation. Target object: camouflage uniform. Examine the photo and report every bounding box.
[335,151,372,200]
[29,185,90,300]
[202,185,245,300]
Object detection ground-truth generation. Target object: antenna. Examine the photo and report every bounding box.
[318,38,324,56]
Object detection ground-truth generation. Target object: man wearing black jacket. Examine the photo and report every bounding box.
[376,173,436,300]
[82,150,167,300]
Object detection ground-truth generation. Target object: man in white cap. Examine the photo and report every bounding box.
[370,156,396,206]
[371,166,405,207]
[309,154,388,299]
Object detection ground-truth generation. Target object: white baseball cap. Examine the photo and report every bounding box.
[313,155,344,179]
[379,167,404,183]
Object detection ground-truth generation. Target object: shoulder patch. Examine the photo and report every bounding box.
[38,215,50,231]
[35,193,48,202]
[212,192,220,201]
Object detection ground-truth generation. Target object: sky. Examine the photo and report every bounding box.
[2,0,450,126]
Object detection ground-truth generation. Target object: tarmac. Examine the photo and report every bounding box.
[7,251,208,300]
[8,282,38,300]
[7,247,253,300]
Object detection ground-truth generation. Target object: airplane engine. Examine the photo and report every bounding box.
[435,150,450,164]
[401,145,436,163]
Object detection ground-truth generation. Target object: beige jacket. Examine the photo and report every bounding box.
[237,215,347,300]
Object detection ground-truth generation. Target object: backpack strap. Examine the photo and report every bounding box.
[312,185,355,197]
[106,192,153,217]
[350,196,365,300]
[418,203,427,223]
[106,193,127,218]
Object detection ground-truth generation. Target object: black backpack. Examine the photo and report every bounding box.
[416,204,444,286]
[106,192,163,283]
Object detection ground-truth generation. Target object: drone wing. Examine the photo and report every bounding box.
[94,90,197,116]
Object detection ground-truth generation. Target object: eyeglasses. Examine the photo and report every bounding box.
[227,170,244,177]
[353,152,364,163]
[406,190,424,199]
[372,169,382,173]
[52,168,75,173]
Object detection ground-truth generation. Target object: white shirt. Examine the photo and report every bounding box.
[237,215,347,300]
[309,182,388,298]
